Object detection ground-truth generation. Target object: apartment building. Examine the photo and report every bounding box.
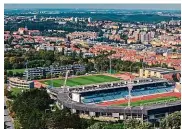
[139,67,180,79]
[23,64,85,80]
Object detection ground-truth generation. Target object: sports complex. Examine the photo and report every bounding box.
[45,73,181,123]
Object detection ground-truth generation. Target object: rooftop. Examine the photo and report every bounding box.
[8,77,33,84]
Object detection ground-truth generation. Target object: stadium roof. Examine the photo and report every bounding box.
[48,78,167,94]
[55,90,181,116]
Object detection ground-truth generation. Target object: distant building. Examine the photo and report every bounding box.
[18,27,28,35]
[71,17,74,21]
[83,53,94,58]
[23,64,85,80]
[34,15,37,19]
[140,31,146,43]
[37,44,55,51]
[88,17,91,23]
[74,17,78,23]
[139,67,180,79]
[133,31,139,41]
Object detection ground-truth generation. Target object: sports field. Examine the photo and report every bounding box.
[98,92,181,106]
[7,69,25,74]
[41,75,120,87]
[117,96,179,107]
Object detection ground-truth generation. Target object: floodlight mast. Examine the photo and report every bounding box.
[109,56,112,74]
[51,65,53,87]
[63,70,70,92]
[127,79,133,108]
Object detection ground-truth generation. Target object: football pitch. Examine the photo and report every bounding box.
[117,96,180,107]
[41,75,120,87]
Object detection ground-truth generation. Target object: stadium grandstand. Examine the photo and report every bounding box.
[47,77,181,123]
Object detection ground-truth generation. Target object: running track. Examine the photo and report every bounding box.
[98,92,181,106]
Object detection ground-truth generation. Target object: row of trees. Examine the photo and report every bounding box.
[5,20,101,33]
[88,114,181,129]
[5,48,175,76]
[5,49,76,70]
[5,49,143,73]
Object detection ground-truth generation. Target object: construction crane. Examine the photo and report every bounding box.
[63,70,70,92]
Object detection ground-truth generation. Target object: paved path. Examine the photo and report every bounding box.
[4,98,14,129]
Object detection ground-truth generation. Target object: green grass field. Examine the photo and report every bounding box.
[10,88,25,96]
[7,69,25,74]
[117,96,180,107]
[41,75,120,87]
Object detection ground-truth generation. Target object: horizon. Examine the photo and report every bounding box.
[4,4,181,10]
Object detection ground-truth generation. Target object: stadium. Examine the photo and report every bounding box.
[46,73,181,123]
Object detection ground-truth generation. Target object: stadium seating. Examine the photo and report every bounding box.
[157,88,167,93]
[82,85,174,104]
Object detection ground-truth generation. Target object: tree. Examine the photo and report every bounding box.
[124,119,152,129]
[76,71,81,76]
[46,109,82,129]
[79,50,83,58]
[14,118,22,129]
[61,47,65,55]
[12,89,54,129]
[162,63,168,68]
[173,49,177,52]
[72,50,77,59]
[46,73,51,79]
[160,111,181,129]
[98,30,104,37]
[172,73,180,82]
[4,85,8,96]
[87,122,108,129]
[9,57,16,64]
[7,71,13,77]
[4,59,12,69]
[4,75,8,83]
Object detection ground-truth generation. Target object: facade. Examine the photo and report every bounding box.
[8,77,34,89]
[74,17,78,23]
[139,67,180,79]
[23,64,85,80]
[88,17,91,23]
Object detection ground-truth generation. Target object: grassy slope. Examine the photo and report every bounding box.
[11,88,25,96]
[41,75,120,87]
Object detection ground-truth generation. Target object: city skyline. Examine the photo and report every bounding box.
[4,4,181,10]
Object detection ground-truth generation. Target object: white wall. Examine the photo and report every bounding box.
[112,113,119,118]
[72,93,80,102]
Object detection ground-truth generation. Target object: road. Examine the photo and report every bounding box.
[4,98,14,129]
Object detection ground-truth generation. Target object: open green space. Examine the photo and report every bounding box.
[116,96,180,107]
[10,87,26,96]
[41,75,120,87]
[7,69,25,74]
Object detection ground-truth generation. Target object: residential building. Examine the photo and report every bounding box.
[23,64,85,80]
[139,67,180,79]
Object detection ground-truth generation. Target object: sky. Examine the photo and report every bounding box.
[4,4,181,10]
